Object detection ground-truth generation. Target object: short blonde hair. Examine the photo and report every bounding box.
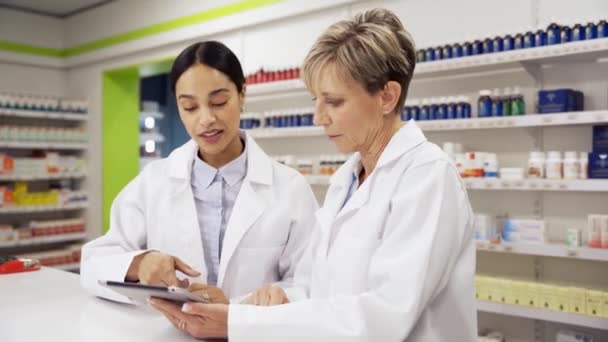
[302,8,416,113]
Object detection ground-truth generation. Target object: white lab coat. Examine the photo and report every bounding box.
[80,132,318,303]
[228,121,477,341]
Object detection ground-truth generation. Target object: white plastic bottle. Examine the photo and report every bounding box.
[563,151,580,180]
[527,151,545,179]
[579,152,588,179]
[545,151,563,179]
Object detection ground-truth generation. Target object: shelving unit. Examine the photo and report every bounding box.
[245,110,608,139]
[476,241,608,262]
[0,172,86,181]
[0,96,89,274]
[0,232,86,248]
[0,202,88,214]
[477,301,608,331]
[305,175,608,192]
[0,141,88,150]
[0,109,88,121]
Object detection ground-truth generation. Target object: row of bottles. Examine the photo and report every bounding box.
[417,19,608,63]
[245,67,301,84]
[478,87,526,117]
[402,96,472,121]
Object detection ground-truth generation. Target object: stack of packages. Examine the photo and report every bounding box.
[502,218,545,244]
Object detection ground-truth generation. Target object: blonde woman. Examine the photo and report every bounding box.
[151,8,477,341]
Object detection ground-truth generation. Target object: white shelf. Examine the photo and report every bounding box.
[463,178,608,192]
[477,300,608,330]
[0,232,86,248]
[0,141,88,150]
[140,132,165,145]
[140,111,165,119]
[244,40,608,102]
[0,172,86,181]
[305,175,608,192]
[247,126,322,138]
[417,110,608,131]
[52,263,80,271]
[246,111,608,139]
[0,108,88,121]
[416,39,608,79]
[0,202,88,214]
[476,241,608,262]
[247,79,306,97]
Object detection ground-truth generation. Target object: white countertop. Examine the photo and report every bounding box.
[0,267,200,341]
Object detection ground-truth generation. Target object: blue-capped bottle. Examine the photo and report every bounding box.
[535,28,547,47]
[478,90,492,118]
[491,88,503,116]
[293,110,302,127]
[482,37,494,54]
[402,105,410,121]
[599,20,608,38]
[436,97,448,120]
[585,22,598,40]
[472,39,483,55]
[455,96,465,119]
[524,29,536,48]
[304,108,314,126]
[502,34,514,51]
[426,47,436,62]
[463,96,472,118]
[493,35,504,53]
[429,97,439,120]
[446,96,457,119]
[419,99,430,121]
[434,46,444,60]
[409,99,420,121]
[513,33,524,49]
[452,43,464,58]
[441,45,452,59]
[560,24,572,43]
[572,23,585,41]
[546,21,561,45]
[463,41,473,57]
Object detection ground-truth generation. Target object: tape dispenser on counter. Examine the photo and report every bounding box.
[0,256,41,275]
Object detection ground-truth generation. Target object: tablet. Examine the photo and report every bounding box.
[99,280,210,304]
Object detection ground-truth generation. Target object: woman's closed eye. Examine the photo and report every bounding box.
[325,98,344,107]
[211,101,228,108]
[183,106,198,112]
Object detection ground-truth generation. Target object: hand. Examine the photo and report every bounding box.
[188,283,229,304]
[125,251,200,287]
[149,298,229,339]
[247,285,290,306]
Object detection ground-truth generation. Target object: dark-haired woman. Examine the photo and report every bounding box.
[80,41,318,306]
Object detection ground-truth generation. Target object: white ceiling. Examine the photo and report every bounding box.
[0,0,114,17]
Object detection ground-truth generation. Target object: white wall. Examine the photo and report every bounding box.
[0,63,67,96]
[0,7,66,95]
[0,7,64,48]
[63,0,243,47]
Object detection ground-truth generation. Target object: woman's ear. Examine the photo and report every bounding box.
[239,84,247,112]
[381,81,401,115]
